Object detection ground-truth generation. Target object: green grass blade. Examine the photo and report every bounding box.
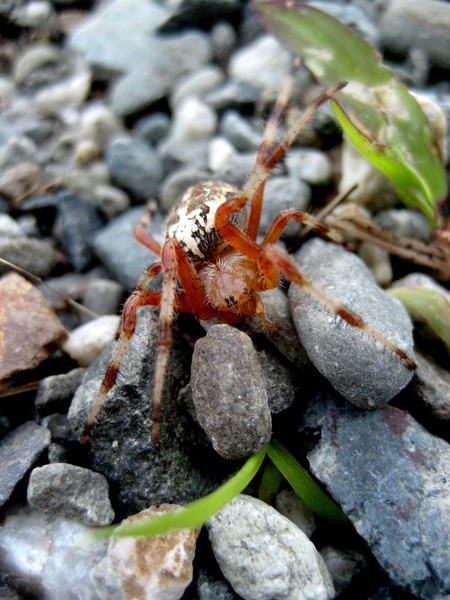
[267,439,350,526]
[258,460,283,505]
[389,287,450,354]
[93,447,267,538]
[254,0,447,224]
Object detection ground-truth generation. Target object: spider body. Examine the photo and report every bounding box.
[83,77,415,447]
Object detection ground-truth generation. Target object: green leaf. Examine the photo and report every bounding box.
[94,447,267,538]
[267,439,350,526]
[253,0,446,224]
[258,460,283,504]
[389,287,450,353]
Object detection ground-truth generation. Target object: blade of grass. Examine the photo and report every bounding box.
[258,460,283,505]
[267,438,350,526]
[93,446,267,538]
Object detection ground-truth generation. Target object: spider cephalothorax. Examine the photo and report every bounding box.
[83,77,415,447]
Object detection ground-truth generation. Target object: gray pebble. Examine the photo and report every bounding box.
[0,237,56,278]
[320,546,367,596]
[289,239,415,408]
[219,110,261,152]
[300,393,450,599]
[285,148,332,186]
[207,494,335,600]
[259,176,311,237]
[27,463,114,526]
[107,136,163,201]
[256,348,299,414]
[80,278,123,322]
[158,137,210,175]
[275,489,316,538]
[205,80,260,111]
[171,66,225,108]
[170,97,217,142]
[94,205,163,291]
[375,208,432,241]
[380,0,450,72]
[159,168,210,213]
[136,112,171,146]
[0,135,37,169]
[0,422,51,509]
[211,21,237,67]
[412,351,450,422]
[191,325,271,459]
[35,368,85,417]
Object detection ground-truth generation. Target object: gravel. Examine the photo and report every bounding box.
[0,0,449,598]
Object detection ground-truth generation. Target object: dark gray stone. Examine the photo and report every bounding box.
[256,348,299,414]
[68,309,231,516]
[27,463,114,526]
[300,393,450,599]
[191,325,271,459]
[94,206,164,291]
[107,137,163,201]
[0,238,55,278]
[35,368,85,416]
[0,422,50,508]
[289,239,415,408]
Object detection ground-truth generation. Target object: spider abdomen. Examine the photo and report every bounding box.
[164,181,248,261]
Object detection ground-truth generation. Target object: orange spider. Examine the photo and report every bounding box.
[83,77,415,447]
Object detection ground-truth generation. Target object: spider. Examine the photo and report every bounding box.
[83,75,416,447]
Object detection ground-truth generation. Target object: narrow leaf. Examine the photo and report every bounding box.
[94,447,267,538]
[389,286,450,353]
[267,439,350,526]
[254,0,446,223]
[258,460,283,504]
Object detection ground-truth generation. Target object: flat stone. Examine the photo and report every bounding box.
[0,422,51,508]
[300,393,450,599]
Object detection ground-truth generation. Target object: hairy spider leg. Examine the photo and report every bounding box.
[216,83,347,259]
[261,208,354,251]
[247,63,298,240]
[262,243,416,371]
[134,221,162,255]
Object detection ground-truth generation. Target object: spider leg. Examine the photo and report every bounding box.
[82,261,164,444]
[263,243,416,370]
[216,83,346,259]
[134,221,162,255]
[247,63,297,240]
[261,209,354,251]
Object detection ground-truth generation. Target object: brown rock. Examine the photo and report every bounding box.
[0,272,67,385]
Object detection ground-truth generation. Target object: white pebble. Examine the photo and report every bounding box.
[208,136,236,172]
[62,315,120,367]
[171,97,217,141]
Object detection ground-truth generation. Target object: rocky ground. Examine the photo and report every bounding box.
[0,0,449,598]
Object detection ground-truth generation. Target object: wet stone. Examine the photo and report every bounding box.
[191,324,272,460]
[0,421,51,508]
[289,239,415,409]
[27,463,114,527]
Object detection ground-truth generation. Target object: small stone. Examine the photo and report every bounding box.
[171,97,217,142]
[0,422,51,508]
[0,238,56,278]
[289,239,415,409]
[0,214,24,237]
[412,351,450,422]
[0,273,66,383]
[171,66,225,108]
[80,278,124,322]
[137,113,171,145]
[91,184,130,220]
[35,368,85,416]
[275,489,316,538]
[375,208,432,242]
[259,176,311,237]
[13,43,61,86]
[35,70,92,115]
[0,506,108,599]
[256,349,299,414]
[27,463,114,527]
[229,35,291,99]
[207,494,335,600]
[191,325,271,459]
[320,546,367,596]
[91,505,200,600]
[94,206,161,291]
[79,102,122,150]
[0,161,41,203]
[0,135,37,169]
[107,136,163,201]
[159,169,210,213]
[380,0,450,71]
[62,314,120,367]
[285,148,332,186]
[219,110,260,152]
[358,243,392,286]
[208,137,236,173]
